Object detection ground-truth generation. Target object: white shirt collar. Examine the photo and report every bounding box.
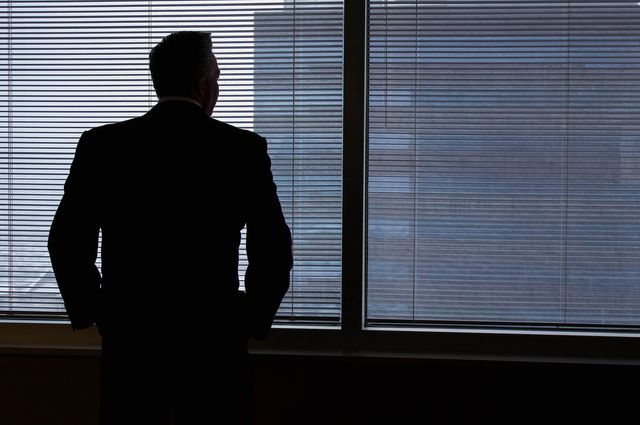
[158,96,202,108]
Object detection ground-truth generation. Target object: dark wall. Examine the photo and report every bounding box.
[1,353,100,425]
[1,352,637,425]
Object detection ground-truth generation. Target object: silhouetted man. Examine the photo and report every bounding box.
[48,31,293,424]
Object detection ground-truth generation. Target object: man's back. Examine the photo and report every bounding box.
[50,99,291,336]
[91,101,257,331]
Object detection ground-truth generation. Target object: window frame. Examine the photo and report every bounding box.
[2,0,640,365]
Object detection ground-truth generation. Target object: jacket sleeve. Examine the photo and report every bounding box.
[48,131,102,330]
[244,136,293,340]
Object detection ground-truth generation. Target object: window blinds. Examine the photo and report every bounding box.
[0,0,343,323]
[367,1,640,328]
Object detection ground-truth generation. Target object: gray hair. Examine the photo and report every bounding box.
[149,31,216,98]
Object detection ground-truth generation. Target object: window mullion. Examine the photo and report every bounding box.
[342,0,366,349]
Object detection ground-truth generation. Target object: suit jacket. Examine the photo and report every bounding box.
[48,100,293,341]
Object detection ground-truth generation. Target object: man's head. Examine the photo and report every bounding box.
[149,31,220,116]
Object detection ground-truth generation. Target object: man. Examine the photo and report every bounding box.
[48,31,293,424]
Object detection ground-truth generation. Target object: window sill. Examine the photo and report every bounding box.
[2,321,640,366]
[0,321,101,356]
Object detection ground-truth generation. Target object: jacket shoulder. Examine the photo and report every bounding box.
[209,119,266,149]
[82,116,145,141]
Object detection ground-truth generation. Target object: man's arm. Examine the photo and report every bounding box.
[48,132,102,330]
[244,136,293,340]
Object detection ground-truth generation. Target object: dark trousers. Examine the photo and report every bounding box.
[99,333,250,425]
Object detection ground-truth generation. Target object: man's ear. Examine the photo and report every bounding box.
[196,76,209,102]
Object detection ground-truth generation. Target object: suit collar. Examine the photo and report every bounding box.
[158,96,202,108]
[147,99,209,119]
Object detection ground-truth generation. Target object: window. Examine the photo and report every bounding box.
[367,0,640,330]
[0,0,343,324]
[2,0,640,355]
